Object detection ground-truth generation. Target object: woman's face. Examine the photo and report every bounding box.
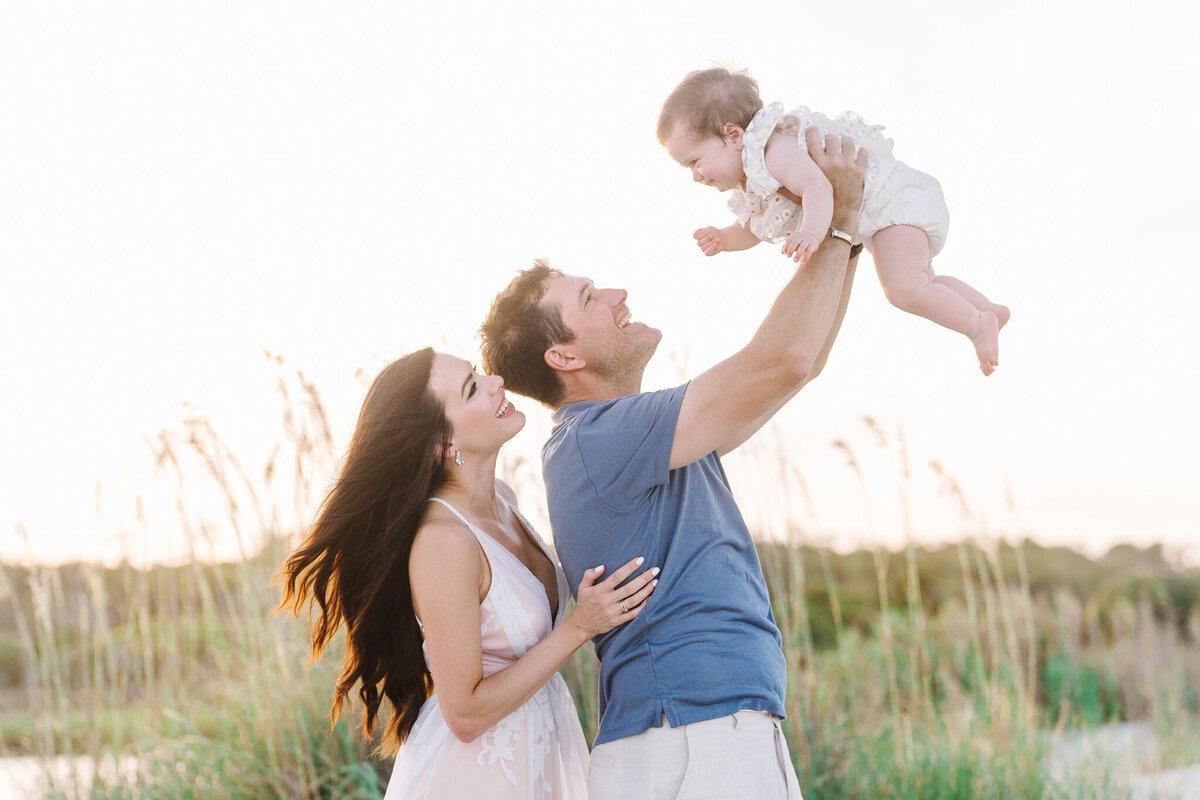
[428,353,525,459]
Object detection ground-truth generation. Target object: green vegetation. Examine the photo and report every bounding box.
[5,538,1195,799]
[2,366,1196,798]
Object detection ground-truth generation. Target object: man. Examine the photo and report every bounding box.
[479,130,866,799]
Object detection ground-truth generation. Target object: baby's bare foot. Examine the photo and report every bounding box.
[971,311,1000,376]
[993,304,1011,330]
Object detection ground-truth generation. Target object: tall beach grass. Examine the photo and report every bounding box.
[3,361,1197,799]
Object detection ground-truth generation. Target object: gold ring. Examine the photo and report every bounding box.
[619,600,628,614]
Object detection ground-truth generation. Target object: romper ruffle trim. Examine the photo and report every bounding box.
[729,101,896,241]
[729,102,787,224]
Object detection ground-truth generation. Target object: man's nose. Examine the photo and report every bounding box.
[604,287,628,306]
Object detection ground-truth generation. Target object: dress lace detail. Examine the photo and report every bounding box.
[384,498,588,799]
[730,101,897,242]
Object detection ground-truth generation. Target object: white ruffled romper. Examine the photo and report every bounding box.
[730,101,951,256]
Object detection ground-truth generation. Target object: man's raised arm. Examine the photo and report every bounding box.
[717,252,859,457]
[669,131,866,470]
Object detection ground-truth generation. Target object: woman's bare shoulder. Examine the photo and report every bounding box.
[411,506,480,568]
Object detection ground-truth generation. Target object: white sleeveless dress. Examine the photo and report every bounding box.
[384,497,590,800]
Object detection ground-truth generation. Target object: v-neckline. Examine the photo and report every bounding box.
[429,497,560,621]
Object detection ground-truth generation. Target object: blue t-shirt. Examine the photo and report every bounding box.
[543,384,786,745]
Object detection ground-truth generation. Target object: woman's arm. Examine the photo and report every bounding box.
[410,519,656,742]
[765,129,835,263]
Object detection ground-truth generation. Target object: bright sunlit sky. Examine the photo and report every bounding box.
[2,1,1198,567]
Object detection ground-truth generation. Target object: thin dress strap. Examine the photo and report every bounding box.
[427,496,471,526]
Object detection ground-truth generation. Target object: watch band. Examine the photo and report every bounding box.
[829,228,854,245]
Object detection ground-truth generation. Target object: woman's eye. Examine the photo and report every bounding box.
[467,382,477,399]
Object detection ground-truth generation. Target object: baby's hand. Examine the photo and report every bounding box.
[782,231,820,264]
[693,226,727,257]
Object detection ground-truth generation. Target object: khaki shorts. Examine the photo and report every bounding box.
[587,710,803,800]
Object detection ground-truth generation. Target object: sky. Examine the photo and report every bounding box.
[2,1,1198,567]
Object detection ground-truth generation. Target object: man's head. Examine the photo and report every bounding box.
[480,259,661,408]
[479,259,572,408]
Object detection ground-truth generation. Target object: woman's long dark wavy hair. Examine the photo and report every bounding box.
[277,347,450,755]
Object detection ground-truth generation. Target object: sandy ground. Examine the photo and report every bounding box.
[1050,722,1200,799]
[0,754,137,799]
[1129,766,1200,800]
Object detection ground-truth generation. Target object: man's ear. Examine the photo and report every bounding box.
[545,345,585,372]
[724,124,745,150]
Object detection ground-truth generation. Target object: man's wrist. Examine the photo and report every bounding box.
[827,227,854,246]
[823,226,863,259]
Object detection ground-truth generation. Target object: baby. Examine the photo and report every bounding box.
[658,67,1009,375]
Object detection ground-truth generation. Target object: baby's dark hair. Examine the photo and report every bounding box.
[656,67,763,144]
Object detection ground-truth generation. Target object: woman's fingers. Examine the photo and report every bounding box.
[625,565,658,592]
[582,556,660,624]
[620,574,659,612]
[614,566,659,615]
[575,564,605,593]
[592,558,659,617]
[598,556,645,589]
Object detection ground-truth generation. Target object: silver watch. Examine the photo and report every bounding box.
[829,228,854,245]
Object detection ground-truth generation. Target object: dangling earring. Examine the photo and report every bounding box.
[453,449,464,466]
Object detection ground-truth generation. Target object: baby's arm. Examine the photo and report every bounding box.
[764,129,835,263]
[694,220,760,257]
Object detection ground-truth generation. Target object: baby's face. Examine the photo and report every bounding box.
[663,121,745,192]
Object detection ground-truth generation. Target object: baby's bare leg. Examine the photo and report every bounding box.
[872,224,1000,375]
[933,275,1010,329]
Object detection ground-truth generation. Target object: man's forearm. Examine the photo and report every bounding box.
[806,254,858,383]
[668,135,866,469]
[747,129,864,376]
[746,232,853,377]
[718,255,858,456]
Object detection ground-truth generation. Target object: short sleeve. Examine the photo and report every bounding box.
[573,385,686,512]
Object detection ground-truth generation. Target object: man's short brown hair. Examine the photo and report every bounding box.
[656,66,763,145]
[479,259,574,408]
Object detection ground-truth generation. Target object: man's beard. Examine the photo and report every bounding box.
[589,332,660,387]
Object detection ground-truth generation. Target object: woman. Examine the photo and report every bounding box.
[278,348,656,799]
